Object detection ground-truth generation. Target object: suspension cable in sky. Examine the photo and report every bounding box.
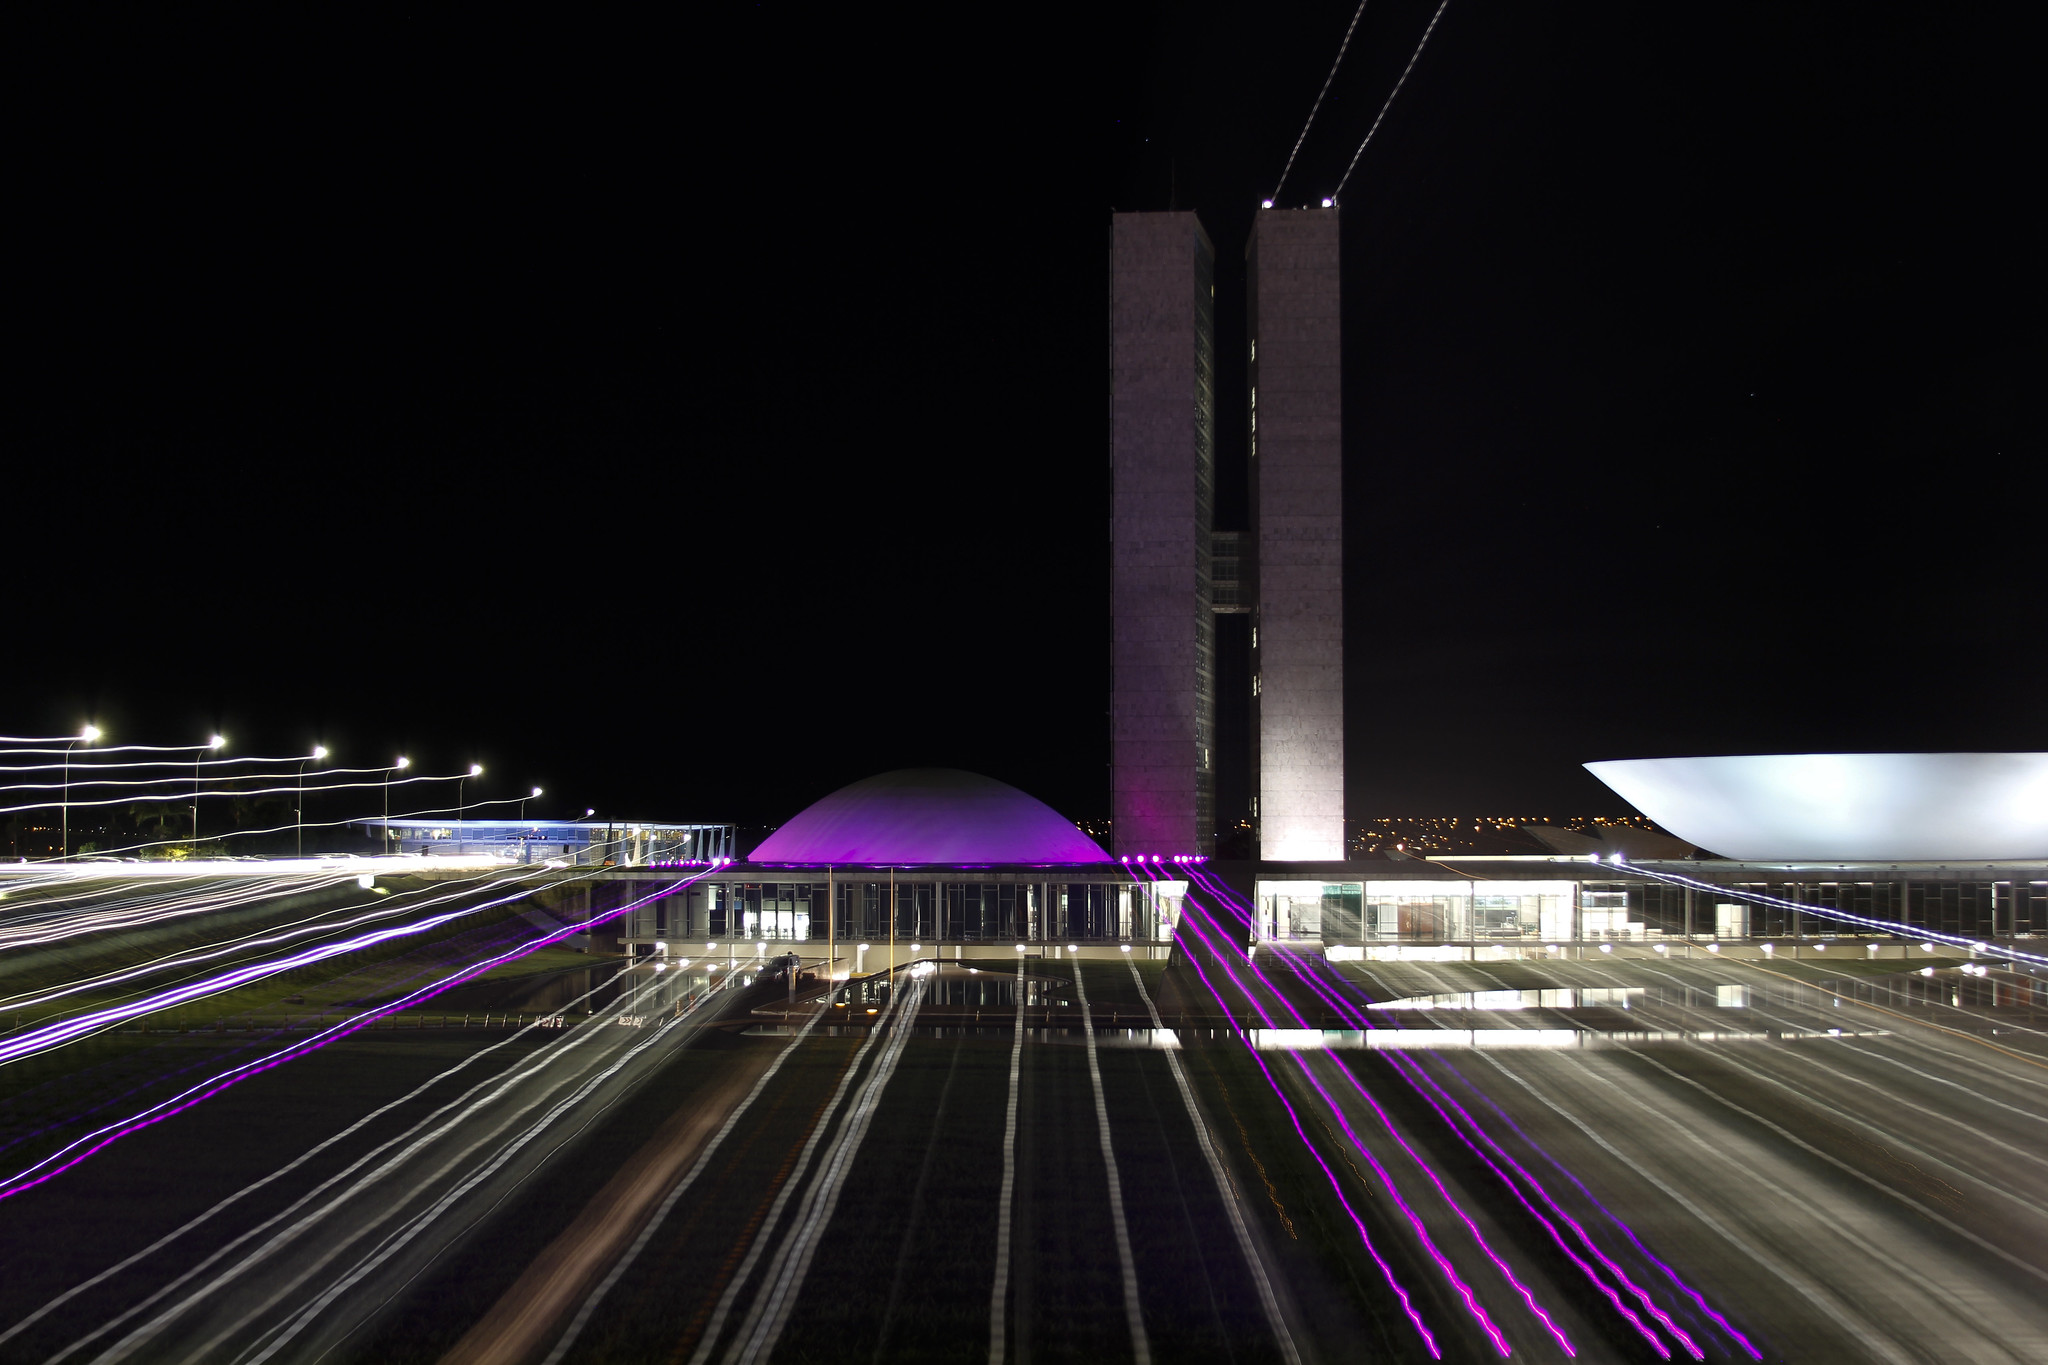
[1268,0,1371,207]
[1333,0,1452,201]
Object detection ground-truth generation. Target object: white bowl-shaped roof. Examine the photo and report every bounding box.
[749,768,1110,865]
[1585,753,2048,862]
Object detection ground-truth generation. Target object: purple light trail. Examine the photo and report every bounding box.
[1186,866,1758,1361]
[0,868,713,1202]
[1164,897,1443,1357]
[1166,882,1515,1356]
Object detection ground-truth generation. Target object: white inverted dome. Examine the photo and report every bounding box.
[1586,753,2048,862]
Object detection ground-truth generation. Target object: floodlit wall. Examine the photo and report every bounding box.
[1249,209,1344,861]
[1111,211,1217,856]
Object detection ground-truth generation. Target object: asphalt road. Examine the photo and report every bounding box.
[10,944,2048,1363]
[1334,952,2048,1363]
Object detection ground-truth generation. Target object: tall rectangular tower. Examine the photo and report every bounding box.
[1110,211,1216,857]
[1248,208,1344,861]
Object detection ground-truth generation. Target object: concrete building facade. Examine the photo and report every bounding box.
[1248,208,1344,861]
[1109,211,1217,857]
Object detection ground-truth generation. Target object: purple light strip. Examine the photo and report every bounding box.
[1435,1056,1762,1361]
[0,908,541,1161]
[1188,869,1754,1361]
[1169,889,1514,1356]
[1238,939,1674,1359]
[1,872,553,1053]
[1164,896,1442,1358]
[1189,876,1690,1353]
[1271,960,1730,1359]
[1183,901,1577,1355]
[0,870,712,1202]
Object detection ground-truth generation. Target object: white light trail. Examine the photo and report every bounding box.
[12,791,535,864]
[0,869,700,1203]
[0,769,468,815]
[1332,0,1453,200]
[0,764,412,795]
[1268,0,1371,208]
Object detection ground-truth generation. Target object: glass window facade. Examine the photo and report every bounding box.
[1257,880,1577,943]
[612,870,2048,950]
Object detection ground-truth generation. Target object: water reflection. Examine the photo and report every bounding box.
[738,1024,1891,1049]
[829,967,1072,1012]
[1369,972,2048,1014]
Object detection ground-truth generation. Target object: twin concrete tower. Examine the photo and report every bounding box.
[1111,209,1343,863]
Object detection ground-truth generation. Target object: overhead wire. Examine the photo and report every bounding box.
[1269,0,1372,207]
[1333,0,1453,200]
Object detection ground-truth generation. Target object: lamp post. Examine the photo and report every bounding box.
[383,756,409,854]
[521,786,542,821]
[193,734,225,846]
[62,724,100,862]
[457,763,482,852]
[297,746,328,858]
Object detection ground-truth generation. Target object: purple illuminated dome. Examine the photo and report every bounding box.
[749,769,1110,865]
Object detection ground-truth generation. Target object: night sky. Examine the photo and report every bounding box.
[9,3,2041,835]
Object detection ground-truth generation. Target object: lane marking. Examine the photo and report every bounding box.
[728,974,930,1362]
[538,994,835,1365]
[988,954,1026,1365]
[682,967,916,1365]
[1126,960,1302,1365]
[1073,959,1151,1365]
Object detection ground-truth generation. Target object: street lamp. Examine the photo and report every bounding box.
[383,756,409,854]
[297,745,328,858]
[521,786,542,821]
[193,734,225,846]
[62,724,100,862]
[457,763,482,851]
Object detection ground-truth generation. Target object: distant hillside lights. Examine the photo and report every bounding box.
[1351,816,1669,859]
